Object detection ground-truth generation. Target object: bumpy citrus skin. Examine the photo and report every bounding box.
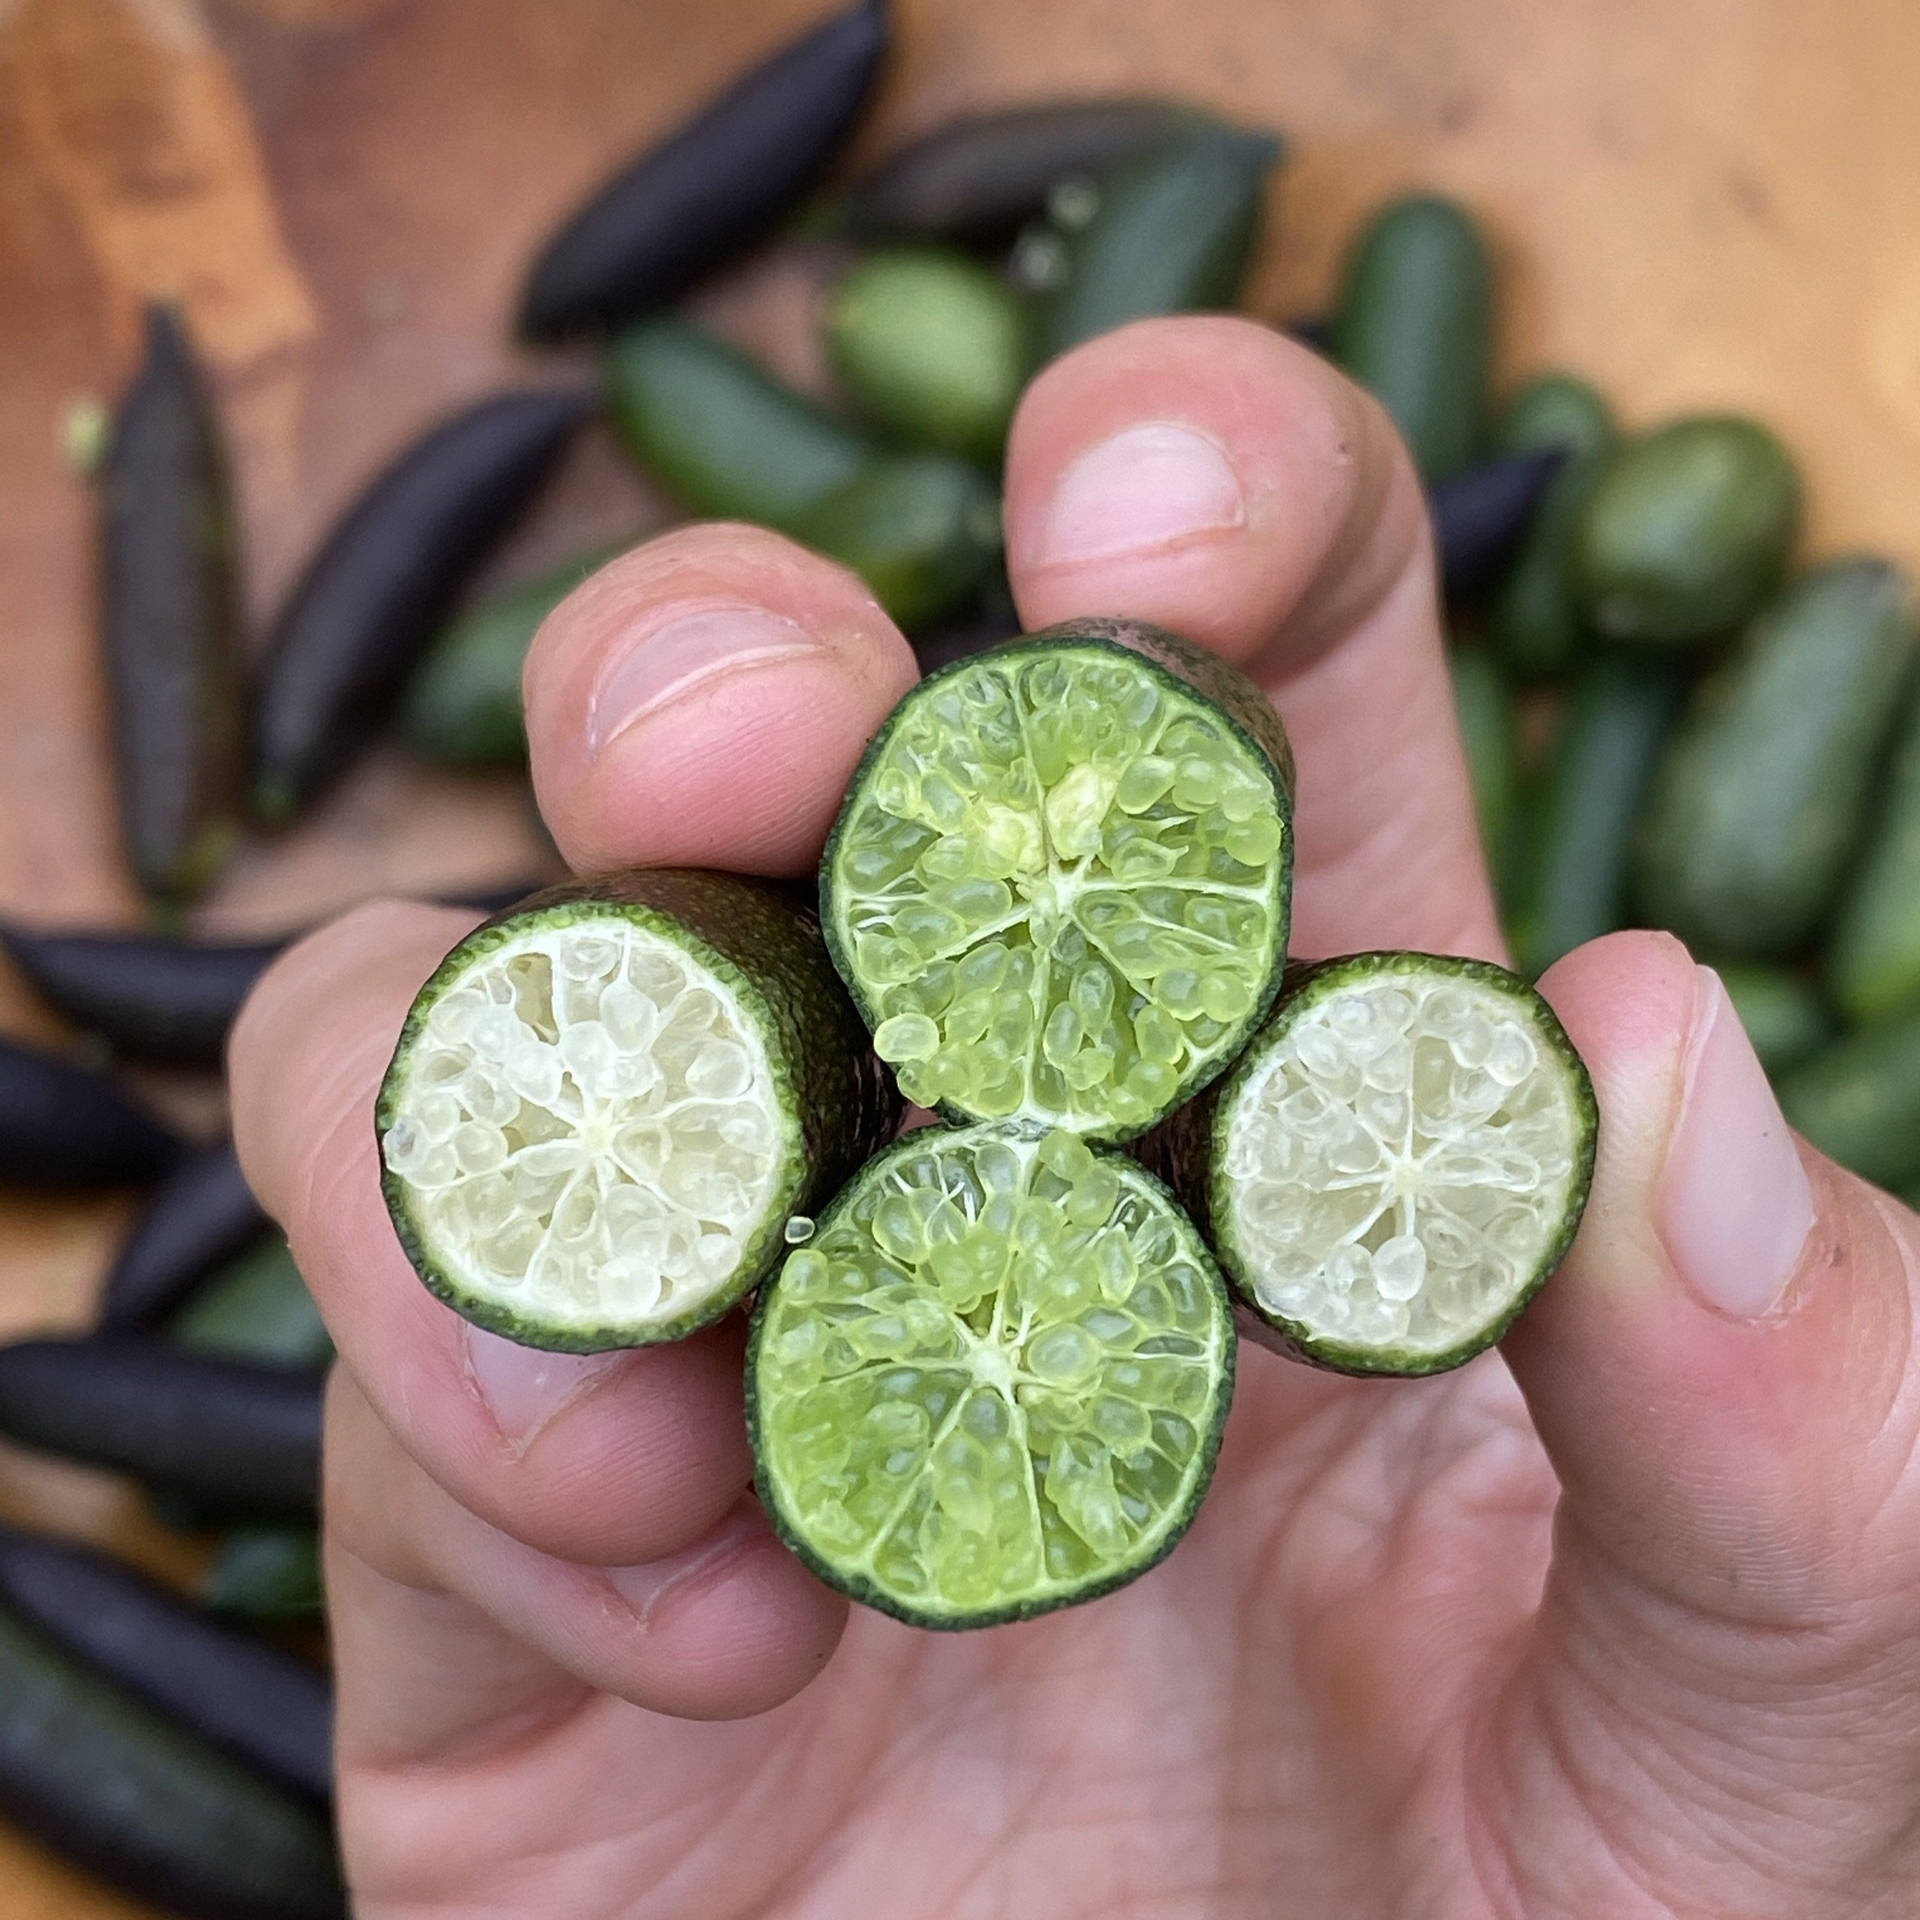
[821,619,1295,1143]
[1145,953,1597,1376]
[377,872,899,1353]
[749,1121,1235,1628]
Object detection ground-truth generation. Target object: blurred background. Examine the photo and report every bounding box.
[3,0,1919,1910]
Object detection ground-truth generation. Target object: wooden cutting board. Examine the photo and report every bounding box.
[2,0,1916,1908]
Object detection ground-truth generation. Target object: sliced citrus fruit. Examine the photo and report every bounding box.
[749,1121,1235,1626]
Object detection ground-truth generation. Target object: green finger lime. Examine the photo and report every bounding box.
[749,1121,1234,1628]
[820,617,1295,1141]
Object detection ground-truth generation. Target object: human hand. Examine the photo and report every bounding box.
[231,318,1920,1918]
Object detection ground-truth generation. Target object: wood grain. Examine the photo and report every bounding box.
[0,0,1914,1907]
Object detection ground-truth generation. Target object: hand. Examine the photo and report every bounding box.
[231,319,1920,1918]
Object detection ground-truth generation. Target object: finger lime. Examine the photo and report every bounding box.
[821,618,1295,1141]
[749,1122,1234,1627]
[1149,953,1596,1375]
[377,873,898,1351]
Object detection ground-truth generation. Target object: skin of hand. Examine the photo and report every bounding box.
[230,319,1920,1920]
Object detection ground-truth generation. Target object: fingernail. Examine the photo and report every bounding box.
[606,1506,763,1629]
[1020,421,1245,569]
[587,607,816,755]
[1658,966,1814,1318]
[465,1327,623,1449]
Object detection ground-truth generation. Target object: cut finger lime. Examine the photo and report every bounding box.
[1150,953,1596,1374]
[377,873,899,1352]
[749,1121,1235,1627]
[821,618,1294,1141]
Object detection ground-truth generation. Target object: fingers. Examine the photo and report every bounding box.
[232,901,756,1569]
[325,1371,844,1770]
[1004,316,1497,960]
[524,522,919,877]
[1490,931,1920,1900]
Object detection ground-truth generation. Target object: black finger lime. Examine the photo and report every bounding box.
[749,1121,1234,1627]
[837,97,1224,245]
[1147,953,1595,1375]
[821,618,1295,1141]
[378,873,899,1352]
[99,304,246,911]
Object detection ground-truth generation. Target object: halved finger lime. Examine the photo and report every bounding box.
[749,1121,1235,1627]
[1154,953,1596,1374]
[821,618,1295,1142]
[377,873,898,1352]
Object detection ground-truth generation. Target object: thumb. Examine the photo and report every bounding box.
[1493,931,1920,1912]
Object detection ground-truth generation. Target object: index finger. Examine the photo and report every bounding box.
[524,521,919,877]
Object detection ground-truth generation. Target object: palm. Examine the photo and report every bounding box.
[349,1354,1566,1917]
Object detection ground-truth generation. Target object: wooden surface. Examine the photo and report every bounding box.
[2,0,1917,1906]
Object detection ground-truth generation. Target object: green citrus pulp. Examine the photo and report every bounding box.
[824,637,1291,1141]
[750,1123,1234,1627]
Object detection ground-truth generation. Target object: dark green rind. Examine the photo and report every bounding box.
[1506,653,1690,979]
[1038,128,1281,360]
[377,871,900,1352]
[1713,963,1836,1079]
[1777,1006,1920,1195]
[746,1122,1236,1630]
[820,617,1296,1142]
[1632,559,1919,959]
[602,320,874,530]
[1142,953,1597,1377]
[1331,195,1493,482]
[1828,681,1920,1023]
[0,1601,343,1920]
[1487,373,1616,679]
[825,248,1035,462]
[789,453,1003,631]
[402,544,628,766]
[1573,416,1801,646]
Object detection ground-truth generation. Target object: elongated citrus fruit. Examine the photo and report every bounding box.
[749,1122,1234,1627]
[377,873,898,1351]
[821,618,1294,1141]
[1150,953,1596,1374]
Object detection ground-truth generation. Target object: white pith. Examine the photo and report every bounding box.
[380,918,786,1332]
[1221,970,1582,1356]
